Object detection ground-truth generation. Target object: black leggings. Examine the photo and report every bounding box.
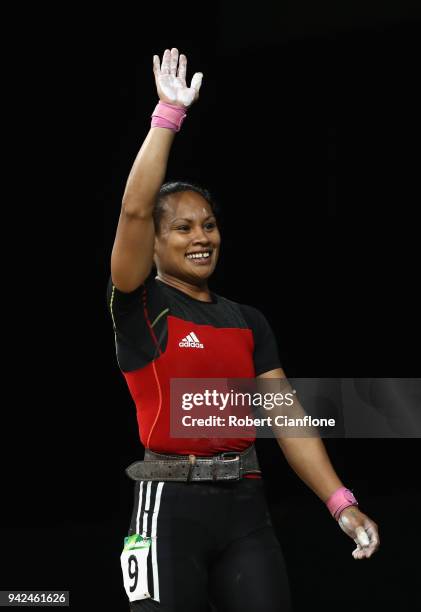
[122,478,292,612]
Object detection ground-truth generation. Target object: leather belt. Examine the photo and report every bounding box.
[125,444,261,482]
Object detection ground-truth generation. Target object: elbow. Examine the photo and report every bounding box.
[121,187,157,220]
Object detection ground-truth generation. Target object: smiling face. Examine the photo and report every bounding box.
[153,190,221,286]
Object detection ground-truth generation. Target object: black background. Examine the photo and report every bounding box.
[2,2,420,611]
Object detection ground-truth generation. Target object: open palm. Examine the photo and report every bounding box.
[153,48,203,109]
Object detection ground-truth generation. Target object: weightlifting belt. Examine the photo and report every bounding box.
[125,444,261,482]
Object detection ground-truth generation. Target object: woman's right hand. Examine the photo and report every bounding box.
[153,48,203,109]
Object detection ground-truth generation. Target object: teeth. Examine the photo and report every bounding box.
[186,252,211,259]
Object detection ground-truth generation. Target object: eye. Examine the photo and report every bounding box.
[204,222,217,230]
[176,225,190,231]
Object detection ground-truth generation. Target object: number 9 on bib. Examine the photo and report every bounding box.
[120,534,152,602]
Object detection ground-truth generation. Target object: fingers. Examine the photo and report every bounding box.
[365,523,380,550]
[339,512,380,560]
[190,72,204,96]
[152,49,203,107]
[177,54,187,83]
[161,49,171,75]
[352,525,380,559]
[352,544,367,559]
[361,519,380,551]
[355,526,370,548]
[154,48,179,76]
[154,48,185,78]
[153,55,160,75]
[153,49,201,89]
[170,48,179,76]
[352,542,376,559]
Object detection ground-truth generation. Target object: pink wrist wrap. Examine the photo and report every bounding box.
[151,101,187,132]
[326,486,358,520]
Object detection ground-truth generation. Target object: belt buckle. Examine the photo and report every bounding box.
[220,451,240,461]
[215,452,240,481]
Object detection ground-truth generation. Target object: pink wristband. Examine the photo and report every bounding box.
[326,486,358,520]
[151,101,187,133]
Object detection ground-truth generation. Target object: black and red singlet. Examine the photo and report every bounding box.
[107,274,281,457]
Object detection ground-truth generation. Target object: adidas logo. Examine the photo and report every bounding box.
[179,331,204,349]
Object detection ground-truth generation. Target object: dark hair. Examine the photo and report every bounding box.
[153,180,219,233]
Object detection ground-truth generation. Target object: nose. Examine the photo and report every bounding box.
[191,226,211,244]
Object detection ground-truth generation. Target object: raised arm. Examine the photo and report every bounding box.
[111,48,203,292]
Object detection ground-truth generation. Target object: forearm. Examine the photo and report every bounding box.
[122,126,175,216]
[277,436,344,502]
